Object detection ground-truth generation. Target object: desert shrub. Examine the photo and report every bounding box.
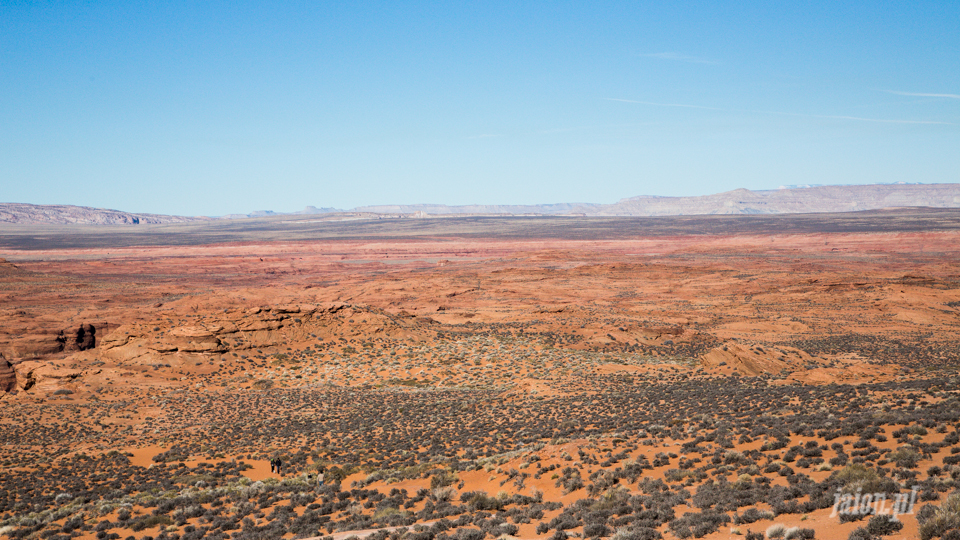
[866,514,903,536]
[548,514,580,532]
[745,532,764,540]
[611,527,662,540]
[130,515,172,532]
[888,447,922,468]
[431,470,458,489]
[893,425,928,438]
[733,508,774,525]
[453,529,484,540]
[325,465,355,485]
[60,514,84,534]
[460,491,503,512]
[668,512,729,539]
[784,528,814,539]
[834,464,897,494]
[919,492,960,540]
[839,511,865,523]
[830,453,850,467]
[431,487,456,503]
[664,469,699,483]
[766,523,786,539]
[151,447,189,463]
[847,527,872,540]
[583,523,610,538]
[563,475,585,493]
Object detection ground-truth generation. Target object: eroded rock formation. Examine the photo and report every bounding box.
[0,354,16,393]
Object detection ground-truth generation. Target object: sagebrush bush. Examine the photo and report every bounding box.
[919,492,960,540]
[611,527,662,540]
[432,487,456,503]
[784,527,814,539]
[888,447,922,469]
[766,523,786,539]
[867,514,903,536]
[835,464,897,494]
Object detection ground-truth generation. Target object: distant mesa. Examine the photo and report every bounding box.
[302,205,340,214]
[599,183,960,217]
[351,183,960,217]
[3,183,959,225]
[0,203,208,225]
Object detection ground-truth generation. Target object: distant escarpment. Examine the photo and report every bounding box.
[354,183,960,216]
[0,203,208,225]
[600,183,960,216]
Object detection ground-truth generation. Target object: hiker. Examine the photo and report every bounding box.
[270,457,278,474]
[275,456,282,476]
[317,467,325,488]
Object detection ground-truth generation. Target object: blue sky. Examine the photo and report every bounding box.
[2,1,958,216]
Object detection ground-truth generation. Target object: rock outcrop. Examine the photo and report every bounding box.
[56,324,96,352]
[700,342,820,377]
[0,354,16,393]
[94,303,425,366]
[0,258,29,275]
[13,360,83,393]
[0,323,100,364]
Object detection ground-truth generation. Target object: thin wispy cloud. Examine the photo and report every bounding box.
[608,98,953,125]
[639,52,720,65]
[884,90,960,99]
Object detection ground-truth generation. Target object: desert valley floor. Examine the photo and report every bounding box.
[2,210,960,540]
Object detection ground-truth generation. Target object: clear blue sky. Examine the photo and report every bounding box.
[2,1,958,216]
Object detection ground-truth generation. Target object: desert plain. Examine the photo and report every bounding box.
[2,210,960,540]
